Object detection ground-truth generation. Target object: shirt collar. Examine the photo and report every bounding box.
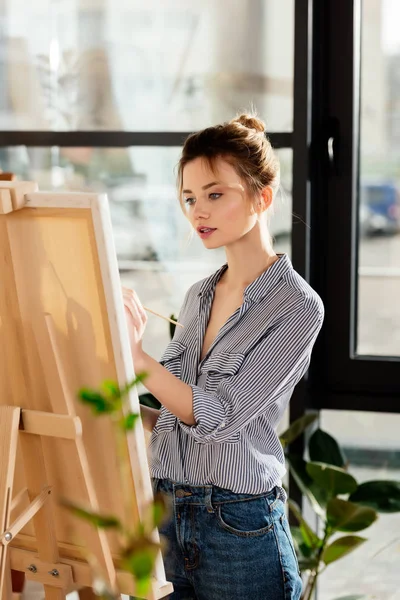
[198,253,292,303]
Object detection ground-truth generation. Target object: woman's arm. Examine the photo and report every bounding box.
[140,404,161,431]
[136,354,195,425]
[134,296,324,444]
[122,285,195,426]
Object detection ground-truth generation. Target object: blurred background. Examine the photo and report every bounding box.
[0,0,399,598]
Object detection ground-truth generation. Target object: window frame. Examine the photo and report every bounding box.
[308,0,400,413]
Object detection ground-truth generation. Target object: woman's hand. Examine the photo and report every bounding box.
[122,286,148,362]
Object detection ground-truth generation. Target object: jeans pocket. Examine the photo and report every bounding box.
[215,496,274,538]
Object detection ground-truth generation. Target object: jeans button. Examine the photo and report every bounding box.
[176,489,186,498]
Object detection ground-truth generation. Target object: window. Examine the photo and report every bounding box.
[357,0,400,357]
[311,0,400,407]
[0,0,294,132]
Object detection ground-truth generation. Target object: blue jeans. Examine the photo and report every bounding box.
[153,479,302,600]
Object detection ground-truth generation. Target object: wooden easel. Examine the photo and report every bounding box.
[0,181,173,599]
[1,316,119,599]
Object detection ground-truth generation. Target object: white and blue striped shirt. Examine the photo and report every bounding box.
[149,254,324,497]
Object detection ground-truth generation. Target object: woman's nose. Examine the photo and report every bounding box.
[193,199,209,219]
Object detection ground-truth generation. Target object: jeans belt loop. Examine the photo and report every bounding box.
[205,487,214,513]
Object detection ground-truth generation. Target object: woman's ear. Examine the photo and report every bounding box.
[256,186,273,213]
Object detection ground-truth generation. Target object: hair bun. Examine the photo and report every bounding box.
[234,113,265,133]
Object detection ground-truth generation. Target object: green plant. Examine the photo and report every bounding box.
[62,373,169,599]
[279,415,400,600]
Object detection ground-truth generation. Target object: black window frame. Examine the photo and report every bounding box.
[308,0,400,414]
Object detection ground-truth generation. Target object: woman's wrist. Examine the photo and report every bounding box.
[133,348,150,374]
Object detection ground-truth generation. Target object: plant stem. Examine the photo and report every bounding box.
[301,525,331,600]
[301,568,318,600]
[112,413,136,535]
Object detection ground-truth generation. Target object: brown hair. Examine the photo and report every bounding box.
[176,113,280,209]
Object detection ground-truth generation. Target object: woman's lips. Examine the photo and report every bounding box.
[197,227,217,239]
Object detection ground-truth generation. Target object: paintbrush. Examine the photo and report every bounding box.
[143,306,184,328]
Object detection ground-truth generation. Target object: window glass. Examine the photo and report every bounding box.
[357,0,400,356]
[0,0,294,131]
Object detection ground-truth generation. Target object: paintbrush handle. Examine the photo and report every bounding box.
[143,306,184,328]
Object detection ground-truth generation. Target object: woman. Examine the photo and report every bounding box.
[122,114,324,600]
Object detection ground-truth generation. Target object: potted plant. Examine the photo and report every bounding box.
[279,415,400,600]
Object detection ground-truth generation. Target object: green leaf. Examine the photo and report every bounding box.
[306,462,358,497]
[141,492,169,531]
[321,535,366,565]
[122,540,159,596]
[290,526,305,553]
[101,380,121,399]
[123,412,140,431]
[327,498,378,533]
[135,577,152,599]
[127,549,154,579]
[279,414,318,448]
[152,501,165,529]
[349,480,400,513]
[288,499,322,549]
[290,526,319,563]
[286,454,328,517]
[120,372,148,397]
[309,428,346,468]
[298,557,320,571]
[78,388,114,414]
[62,500,122,530]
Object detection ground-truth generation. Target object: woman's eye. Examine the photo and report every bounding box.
[184,197,195,205]
[209,193,222,200]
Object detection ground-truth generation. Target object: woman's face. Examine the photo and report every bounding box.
[182,156,259,249]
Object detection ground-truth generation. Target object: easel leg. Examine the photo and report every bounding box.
[0,407,21,598]
[1,560,12,600]
[35,315,117,591]
[19,434,66,600]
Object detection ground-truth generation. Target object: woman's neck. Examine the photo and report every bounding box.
[221,227,279,291]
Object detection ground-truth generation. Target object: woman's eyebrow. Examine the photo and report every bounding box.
[182,181,220,194]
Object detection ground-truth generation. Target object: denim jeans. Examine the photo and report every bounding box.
[153,479,302,600]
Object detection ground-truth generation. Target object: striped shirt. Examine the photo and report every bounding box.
[149,253,324,497]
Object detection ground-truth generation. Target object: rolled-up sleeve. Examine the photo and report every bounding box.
[179,295,324,444]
